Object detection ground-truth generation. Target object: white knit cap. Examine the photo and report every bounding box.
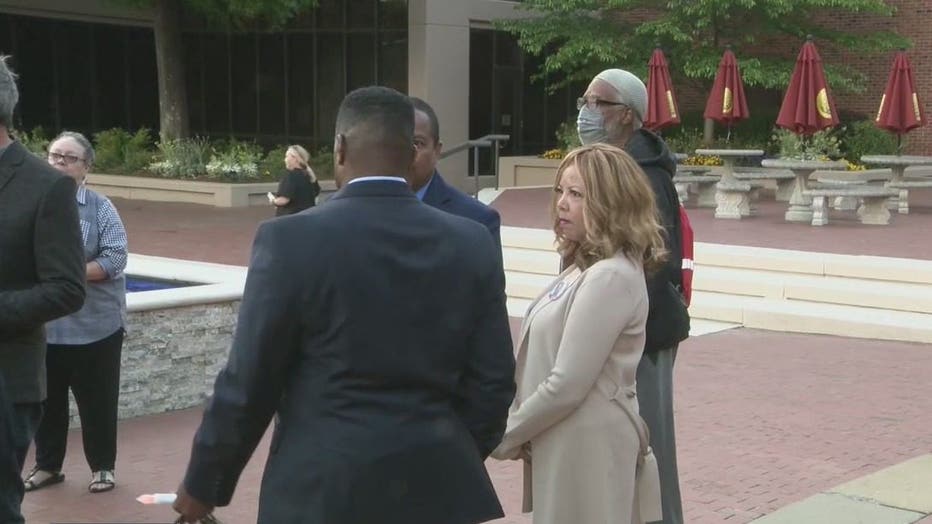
[594,68,647,123]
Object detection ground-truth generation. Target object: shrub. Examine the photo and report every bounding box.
[148,137,212,179]
[840,120,899,162]
[258,146,288,180]
[555,120,581,153]
[309,146,334,180]
[93,128,154,174]
[205,140,263,182]
[771,128,841,161]
[15,126,50,157]
[663,127,705,156]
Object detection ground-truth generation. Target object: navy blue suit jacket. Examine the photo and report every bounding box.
[182,180,515,524]
[422,172,501,252]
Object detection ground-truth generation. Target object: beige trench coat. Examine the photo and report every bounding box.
[492,253,661,524]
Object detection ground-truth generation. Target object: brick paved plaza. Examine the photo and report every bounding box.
[20,190,932,523]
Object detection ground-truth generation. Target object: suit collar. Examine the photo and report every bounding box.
[329,178,416,201]
[421,170,452,207]
[0,140,27,194]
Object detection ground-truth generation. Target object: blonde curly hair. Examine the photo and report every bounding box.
[552,143,668,273]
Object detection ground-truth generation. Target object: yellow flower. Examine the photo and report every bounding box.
[539,149,566,160]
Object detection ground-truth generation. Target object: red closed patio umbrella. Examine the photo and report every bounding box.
[875,49,926,149]
[703,46,750,141]
[645,46,680,131]
[776,36,839,135]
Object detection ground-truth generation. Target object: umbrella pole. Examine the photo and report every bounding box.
[897,134,903,155]
[726,123,732,144]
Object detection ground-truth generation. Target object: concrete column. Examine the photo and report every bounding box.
[408,0,530,193]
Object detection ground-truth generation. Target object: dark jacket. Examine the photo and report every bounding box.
[182,180,516,524]
[625,129,690,352]
[422,172,502,252]
[0,141,86,403]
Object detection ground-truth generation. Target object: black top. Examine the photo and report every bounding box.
[625,129,691,352]
[275,169,320,216]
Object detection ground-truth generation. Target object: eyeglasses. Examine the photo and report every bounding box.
[576,96,628,111]
[48,152,85,165]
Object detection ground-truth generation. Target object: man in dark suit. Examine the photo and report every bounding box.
[173,86,516,524]
[0,55,86,524]
[409,97,502,251]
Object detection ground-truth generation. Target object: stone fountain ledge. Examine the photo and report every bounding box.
[65,255,250,426]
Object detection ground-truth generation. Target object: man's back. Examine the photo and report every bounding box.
[0,141,85,403]
[185,180,515,524]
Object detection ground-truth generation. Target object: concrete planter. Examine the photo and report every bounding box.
[87,173,337,208]
[497,156,561,188]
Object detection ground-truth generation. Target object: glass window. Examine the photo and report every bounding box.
[316,0,344,30]
[202,34,230,133]
[126,28,159,131]
[95,27,131,131]
[287,34,315,138]
[258,34,286,135]
[378,31,406,92]
[0,15,12,57]
[10,16,56,131]
[316,34,345,142]
[231,34,257,134]
[378,0,407,30]
[347,34,375,91]
[348,0,376,30]
[56,21,94,132]
[182,33,204,134]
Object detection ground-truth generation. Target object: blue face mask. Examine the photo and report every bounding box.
[577,105,609,145]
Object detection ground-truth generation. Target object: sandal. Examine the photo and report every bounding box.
[23,468,65,492]
[89,470,115,493]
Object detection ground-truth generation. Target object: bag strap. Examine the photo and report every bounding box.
[595,376,653,464]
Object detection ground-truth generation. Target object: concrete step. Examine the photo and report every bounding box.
[502,246,560,276]
[505,271,554,300]
[690,291,932,344]
[694,266,932,315]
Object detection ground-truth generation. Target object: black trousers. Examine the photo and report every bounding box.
[33,328,123,473]
[0,372,43,524]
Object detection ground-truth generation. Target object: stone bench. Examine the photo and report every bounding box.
[886,178,932,214]
[672,174,719,207]
[803,186,899,226]
[734,171,797,202]
[715,180,753,219]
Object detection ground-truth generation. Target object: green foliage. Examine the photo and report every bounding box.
[14,126,50,157]
[771,128,842,160]
[309,146,334,180]
[839,120,899,161]
[258,146,288,180]
[555,120,582,152]
[148,137,213,179]
[205,139,263,181]
[498,0,908,93]
[663,127,705,156]
[93,128,154,174]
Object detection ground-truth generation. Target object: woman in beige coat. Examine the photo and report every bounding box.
[492,144,667,524]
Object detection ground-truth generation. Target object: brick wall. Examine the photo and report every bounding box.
[669,0,932,154]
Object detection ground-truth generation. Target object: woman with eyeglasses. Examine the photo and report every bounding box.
[24,131,127,494]
[269,145,320,216]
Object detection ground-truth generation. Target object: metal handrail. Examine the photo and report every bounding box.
[440,134,511,197]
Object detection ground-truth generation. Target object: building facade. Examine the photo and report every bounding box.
[1,0,928,191]
[0,0,583,190]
